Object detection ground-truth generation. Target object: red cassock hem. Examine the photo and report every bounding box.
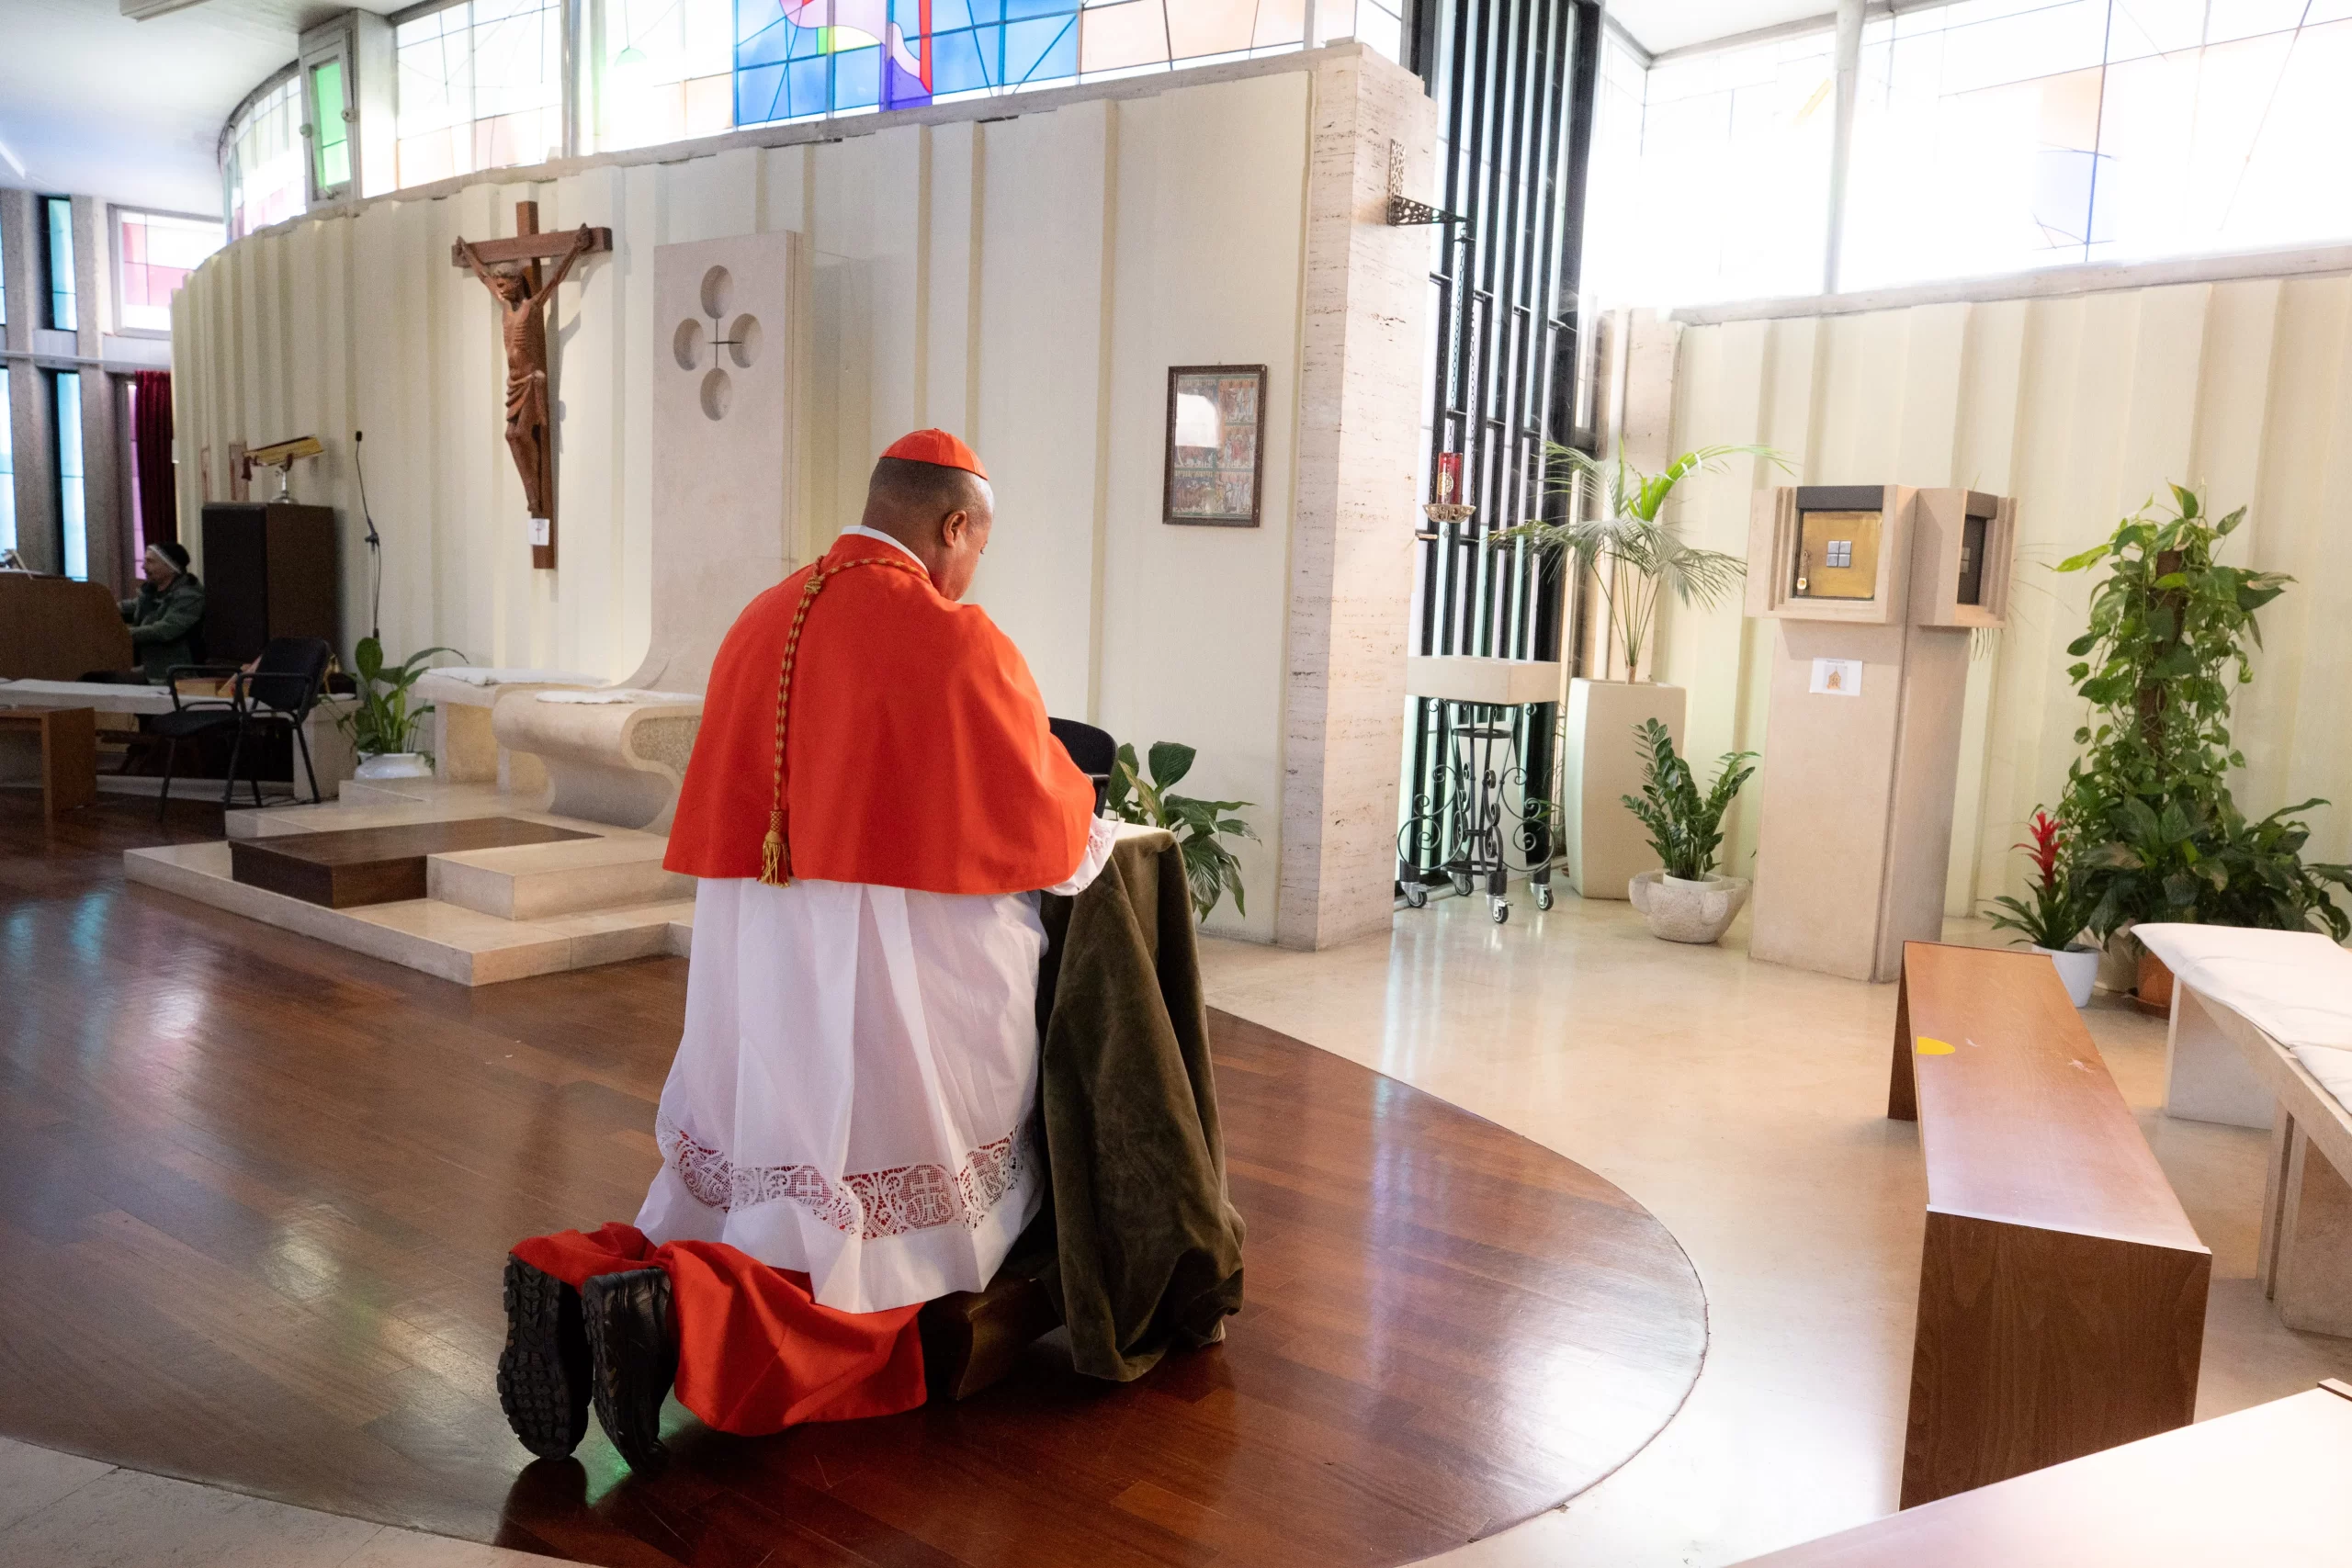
[510,1224,927,1436]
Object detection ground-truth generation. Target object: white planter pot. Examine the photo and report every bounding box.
[1563,679,1685,901]
[1629,869,1751,944]
[354,750,433,780]
[2035,943,2100,1008]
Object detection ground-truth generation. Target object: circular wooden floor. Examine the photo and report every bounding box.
[0,802,1709,1568]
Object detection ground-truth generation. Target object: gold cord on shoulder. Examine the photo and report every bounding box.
[758,553,928,886]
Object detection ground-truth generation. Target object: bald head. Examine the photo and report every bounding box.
[861,457,995,601]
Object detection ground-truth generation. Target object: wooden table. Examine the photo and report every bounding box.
[1887,942,2210,1507]
[0,706,98,824]
[1734,1382,2352,1564]
[229,818,595,908]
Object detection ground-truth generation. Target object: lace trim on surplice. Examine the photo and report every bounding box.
[655,1110,1030,1240]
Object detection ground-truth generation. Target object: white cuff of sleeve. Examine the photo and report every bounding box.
[1044,812,1121,897]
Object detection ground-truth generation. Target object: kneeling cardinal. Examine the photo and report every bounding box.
[498,430,1110,1471]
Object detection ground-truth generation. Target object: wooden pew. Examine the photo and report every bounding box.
[0,572,132,680]
[1734,1381,2352,1565]
[1888,942,2210,1508]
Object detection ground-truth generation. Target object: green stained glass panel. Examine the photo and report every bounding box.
[313,59,351,189]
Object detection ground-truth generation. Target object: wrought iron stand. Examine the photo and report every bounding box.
[1396,699,1556,924]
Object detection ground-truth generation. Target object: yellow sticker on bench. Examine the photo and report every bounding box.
[1915,1037,1956,1055]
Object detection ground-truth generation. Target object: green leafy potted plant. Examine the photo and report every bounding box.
[1621,717,1758,944]
[336,636,464,780]
[1494,440,1786,905]
[1984,809,2100,1006]
[1105,740,1257,922]
[2054,485,2351,1008]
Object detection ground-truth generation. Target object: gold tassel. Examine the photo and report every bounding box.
[760,813,786,886]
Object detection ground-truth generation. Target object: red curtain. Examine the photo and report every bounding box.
[132,370,177,547]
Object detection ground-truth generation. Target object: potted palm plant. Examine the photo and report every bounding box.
[1621,718,1758,944]
[337,637,463,780]
[1498,441,1785,902]
[1984,809,2100,1006]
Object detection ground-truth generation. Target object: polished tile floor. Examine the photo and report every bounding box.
[1195,893,2352,1567]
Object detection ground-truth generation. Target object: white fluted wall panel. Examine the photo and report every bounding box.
[1656,275,2352,917]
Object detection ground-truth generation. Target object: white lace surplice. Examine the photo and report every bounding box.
[635,815,1118,1314]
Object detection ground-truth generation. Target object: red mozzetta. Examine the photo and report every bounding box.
[663,531,1095,893]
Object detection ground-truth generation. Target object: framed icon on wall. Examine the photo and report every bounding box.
[1164,365,1267,527]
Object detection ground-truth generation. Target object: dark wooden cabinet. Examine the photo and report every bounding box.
[199,503,341,666]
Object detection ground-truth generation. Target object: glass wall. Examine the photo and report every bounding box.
[225,74,307,239]
[734,0,1387,127]
[1591,0,2352,310]
[602,0,736,150]
[395,0,565,188]
[118,210,227,333]
[1847,0,2352,289]
[53,373,87,581]
[43,197,77,332]
[0,375,15,558]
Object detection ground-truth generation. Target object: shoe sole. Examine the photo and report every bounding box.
[496,1256,593,1460]
[583,1268,677,1475]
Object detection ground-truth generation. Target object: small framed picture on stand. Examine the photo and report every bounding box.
[1163,365,1267,527]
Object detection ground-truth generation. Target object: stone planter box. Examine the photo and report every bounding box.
[1629,869,1751,944]
[1563,679,1684,900]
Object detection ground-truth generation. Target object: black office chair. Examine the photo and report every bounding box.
[1049,717,1117,817]
[152,637,333,819]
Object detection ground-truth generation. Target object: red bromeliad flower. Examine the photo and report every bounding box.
[2014,810,2064,892]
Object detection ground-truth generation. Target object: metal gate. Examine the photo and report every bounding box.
[1396,0,1601,897]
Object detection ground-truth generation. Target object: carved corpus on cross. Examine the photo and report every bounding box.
[451,201,613,570]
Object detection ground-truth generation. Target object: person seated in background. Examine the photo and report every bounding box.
[117,543,207,683]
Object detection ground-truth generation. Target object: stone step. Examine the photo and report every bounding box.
[427,830,691,920]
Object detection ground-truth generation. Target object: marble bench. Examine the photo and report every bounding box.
[414,668,605,793]
[490,688,703,832]
[2142,922,2352,1339]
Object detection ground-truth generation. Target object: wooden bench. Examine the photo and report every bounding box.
[1735,1380,2352,1565]
[1887,942,2210,1508]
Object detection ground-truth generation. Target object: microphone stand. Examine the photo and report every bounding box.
[353,429,382,644]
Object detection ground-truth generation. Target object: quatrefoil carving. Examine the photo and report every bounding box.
[673,265,762,422]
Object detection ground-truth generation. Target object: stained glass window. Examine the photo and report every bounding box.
[312,58,354,191]
[118,211,225,333]
[734,0,1396,128]
[603,0,737,150]
[0,375,15,558]
[225,73,306,239]
[54,372,87,582]
[43,197,77,333]
[396,0,564,188]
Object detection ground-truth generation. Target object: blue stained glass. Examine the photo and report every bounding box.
[1002,14,1074,83]
[932,27,992,92]
[833,42,880,107]
[1004,0,1076,21]
[786,52,830,111]
[736,61,784,122]
[932,0,976,29]
[738,14,795,69]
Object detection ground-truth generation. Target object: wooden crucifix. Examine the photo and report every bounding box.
[451,201,612,570]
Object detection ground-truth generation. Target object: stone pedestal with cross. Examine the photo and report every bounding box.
[621,230,804,696]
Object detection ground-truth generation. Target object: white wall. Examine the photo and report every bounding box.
[1647,261,2352,918]
[173,45,1430,944]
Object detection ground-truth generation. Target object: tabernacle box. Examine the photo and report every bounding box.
[1745,485,2015,630]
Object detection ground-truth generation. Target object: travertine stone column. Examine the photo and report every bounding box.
[1278,50,1430,951]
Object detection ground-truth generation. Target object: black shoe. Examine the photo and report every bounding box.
[496,1256,593,1460]
[582,1267,677,1474]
